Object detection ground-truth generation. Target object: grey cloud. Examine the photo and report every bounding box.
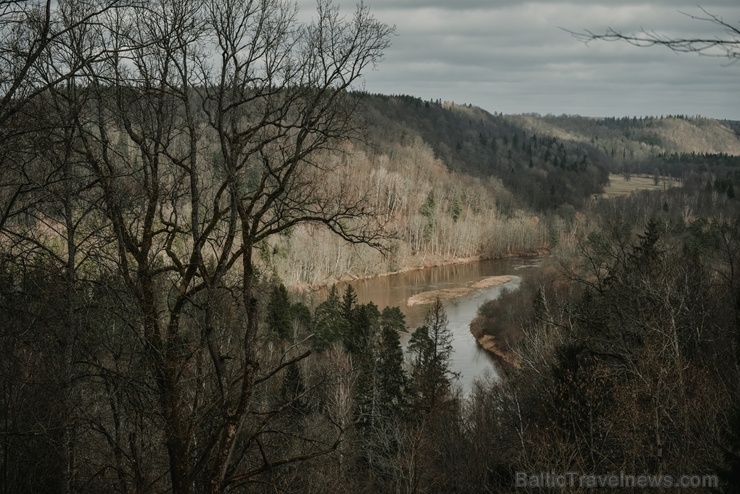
[322,1,740,10]
[308,1,740,118]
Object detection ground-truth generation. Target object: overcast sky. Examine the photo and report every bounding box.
[299,1,740,119]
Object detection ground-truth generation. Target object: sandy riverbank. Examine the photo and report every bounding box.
[469,312,522,368]
[475,334,521,368]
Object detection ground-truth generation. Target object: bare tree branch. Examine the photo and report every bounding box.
[566,6,740,61]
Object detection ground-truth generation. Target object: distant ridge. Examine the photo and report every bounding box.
[355,92,740,210]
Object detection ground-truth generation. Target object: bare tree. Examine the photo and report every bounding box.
[0,0,130,232]
[0,3,139,492]
[59,0,394,492]
[569,7,740,61]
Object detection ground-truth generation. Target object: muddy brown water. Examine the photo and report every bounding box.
[320,257,545,394]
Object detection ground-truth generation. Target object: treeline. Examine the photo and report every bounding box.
[659,152,740,168]
[0,0,399,491]
[510,113,740,180]
[0,251,469,493]
[627,152,740,199]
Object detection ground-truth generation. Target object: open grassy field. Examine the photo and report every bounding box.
[602,174,680,197]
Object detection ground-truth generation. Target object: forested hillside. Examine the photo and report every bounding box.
[358,94,612,210]
[266,96,740,286]
[508,112,740,181]
[2,0,740,492]
[258,138,550,287]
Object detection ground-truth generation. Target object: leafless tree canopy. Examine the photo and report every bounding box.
[0,1,392,492]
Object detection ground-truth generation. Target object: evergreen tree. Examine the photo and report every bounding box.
[408,298,455,413]
[353,306,408,487]
[312,285,346,350]
[342,284,357,322]
[354,306,407,426]
[419,190,435,218]
[345,301,380,355]
[377,307,408,416]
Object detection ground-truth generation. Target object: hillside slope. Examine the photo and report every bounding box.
[357,95,611,210]
[267,95,740,286]
[507,113,740,170]
[356,95,740,207]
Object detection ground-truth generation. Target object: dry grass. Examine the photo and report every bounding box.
[602,174,680,198]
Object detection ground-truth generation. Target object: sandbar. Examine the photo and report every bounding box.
[406,275,516,306]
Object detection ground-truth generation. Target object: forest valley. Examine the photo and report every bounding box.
[2,0,740,493]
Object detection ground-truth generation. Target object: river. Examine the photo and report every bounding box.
[346,257,545,394]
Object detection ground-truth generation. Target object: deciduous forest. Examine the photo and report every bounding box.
[2,1,740,493]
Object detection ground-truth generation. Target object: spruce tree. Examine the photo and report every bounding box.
[345,301,379,355]
[312,285,346,350]
[377,307,408,417]
[342,284,357,322]
[408,298,455,413]
[353,306,408,485]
